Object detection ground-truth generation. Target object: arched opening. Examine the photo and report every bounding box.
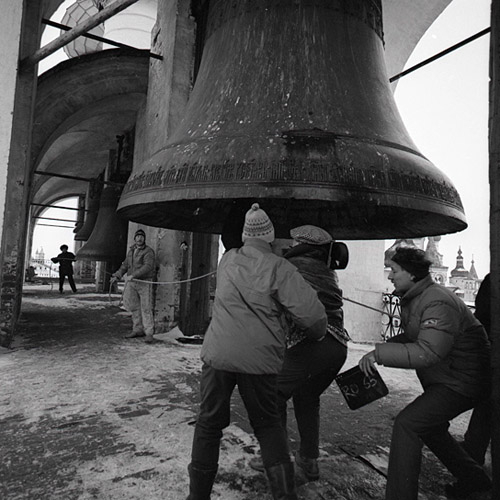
[28,196,79,286]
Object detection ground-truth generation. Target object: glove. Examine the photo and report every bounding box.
[124,275,133,283]
[110,275,118,284]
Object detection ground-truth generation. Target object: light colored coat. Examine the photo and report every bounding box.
[201,238,327,375]
[375,275,490,398]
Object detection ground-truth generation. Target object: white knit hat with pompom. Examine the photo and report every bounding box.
[242,203,275,243]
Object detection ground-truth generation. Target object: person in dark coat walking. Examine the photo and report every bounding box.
[51,244,77,294]
[462,273,492,465]
[359,247,491,500]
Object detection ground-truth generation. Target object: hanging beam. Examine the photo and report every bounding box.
[41,18,162,60]
[390,27,491,83]
[36,224,75,229]
[22,0,141,67]
[31,203,82,212]
[34,170,125,187]
[34,216,79,223]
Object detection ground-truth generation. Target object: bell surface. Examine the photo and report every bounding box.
[118,0,467,239]
[74,180,102,241]
[77,185,128,261]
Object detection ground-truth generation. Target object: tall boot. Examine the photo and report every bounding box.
[186,463,217,500]
[265,462,299,500]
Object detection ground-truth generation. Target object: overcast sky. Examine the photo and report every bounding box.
[32,0,492,279]
[394,0,491,279]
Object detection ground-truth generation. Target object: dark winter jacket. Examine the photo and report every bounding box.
[375,275,490,399]
[52,251,75,275]
[474,273,491,337]
[283,243,348,347]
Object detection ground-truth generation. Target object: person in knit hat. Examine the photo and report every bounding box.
[187,204,327,500]
[359,246,491,500]
[110,228,156,343]
[241,203,275,243]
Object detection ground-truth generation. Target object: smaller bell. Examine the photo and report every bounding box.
[76,185,128,261]
[74,181,102,242]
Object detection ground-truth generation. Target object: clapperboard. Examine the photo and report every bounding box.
[335,365,389,410]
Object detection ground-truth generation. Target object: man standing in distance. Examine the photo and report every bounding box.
[51,244,77,294]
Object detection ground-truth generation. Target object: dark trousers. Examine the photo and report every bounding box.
[190,363,291,471]
[277,335,347,458]
[59,272,76,292]
[463,397,492,464]
[386,384,487,500]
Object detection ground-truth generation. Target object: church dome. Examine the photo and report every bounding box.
[450,247,470,278]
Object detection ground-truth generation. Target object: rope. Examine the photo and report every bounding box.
[106,270,218,307]
[343,296,399,319]
[132,270,217,285]
[108,269,400,322]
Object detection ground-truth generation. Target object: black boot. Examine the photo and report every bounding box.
[186,464,217,500]
[265,462,299,500]
[445,471,492,499]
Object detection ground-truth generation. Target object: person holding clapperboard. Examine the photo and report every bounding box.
[359,247,491,500]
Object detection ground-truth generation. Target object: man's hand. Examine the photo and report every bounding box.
[110,276,118,285]
[124,275,133,283]
[359,350,377,376]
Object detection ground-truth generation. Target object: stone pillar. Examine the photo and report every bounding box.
[180,233,219,336]
[131,0,212,333]
[0,1,42,347]
[338,240,387,343]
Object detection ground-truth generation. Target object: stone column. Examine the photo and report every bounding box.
[0,1,43,346]
[132,0,197,332]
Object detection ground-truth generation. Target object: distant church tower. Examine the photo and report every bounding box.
[34,247,45,261]
[449,247,481,303]
[425,236,448,285]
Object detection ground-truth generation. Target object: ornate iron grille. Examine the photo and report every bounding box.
[382,293,402,340]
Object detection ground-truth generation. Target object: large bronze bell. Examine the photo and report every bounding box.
[74,179,102,242]
[76,185,128,262]
[118,0,466,239]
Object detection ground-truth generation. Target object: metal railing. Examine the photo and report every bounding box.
[381,293,402,340]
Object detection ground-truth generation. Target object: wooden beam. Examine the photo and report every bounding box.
[34,170,125,187]
[41,19,162,60]
[390,28,491,83]
[22,0,140,67]
[31,203,82,212]
[34,216,78,223]
[489,0,500,496]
